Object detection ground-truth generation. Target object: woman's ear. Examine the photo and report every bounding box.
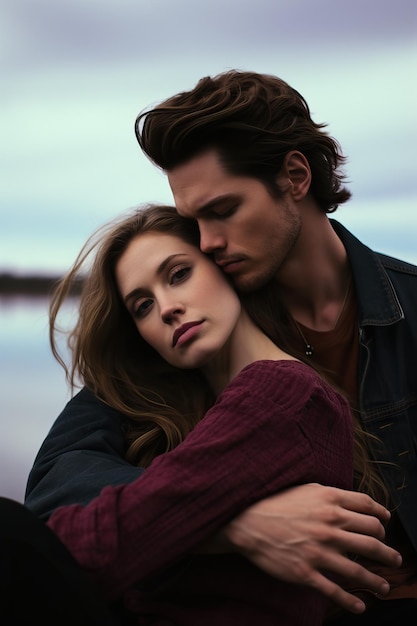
[278,150,311,200]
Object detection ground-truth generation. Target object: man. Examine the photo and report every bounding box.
[25,70,416,623]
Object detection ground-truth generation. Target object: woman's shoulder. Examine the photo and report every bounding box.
[238,358,318,384]
[229,359,347,410]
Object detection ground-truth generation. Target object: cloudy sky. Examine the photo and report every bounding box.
[2,0,416,275]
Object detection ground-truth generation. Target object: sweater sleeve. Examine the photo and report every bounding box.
[47,360,353,599]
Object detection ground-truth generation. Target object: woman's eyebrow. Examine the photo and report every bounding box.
[124,253,189,305]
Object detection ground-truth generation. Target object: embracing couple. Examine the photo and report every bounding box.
[2,70,416,625]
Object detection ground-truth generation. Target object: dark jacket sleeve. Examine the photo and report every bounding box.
[47,361,353,600]
[24,387,144,520]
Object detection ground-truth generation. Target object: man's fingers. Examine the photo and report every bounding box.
[313,548,391,596]
[306,571,367,614]
[253,547,392,614]
[340,510,386,540]
[326,487,391,524]
[310,487,390,539]
[329,527,402,567]
[226,485,402,614]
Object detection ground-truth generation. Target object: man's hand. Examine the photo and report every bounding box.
[224,484,402,614]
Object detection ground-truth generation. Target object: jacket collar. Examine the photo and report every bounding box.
[330,219,404,327]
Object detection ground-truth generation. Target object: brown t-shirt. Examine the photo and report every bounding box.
[292,288,358,405]
[291,286,417,615]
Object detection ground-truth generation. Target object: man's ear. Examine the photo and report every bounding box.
[278,151,311,200]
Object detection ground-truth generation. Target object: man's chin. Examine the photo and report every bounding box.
[232,273,269,293]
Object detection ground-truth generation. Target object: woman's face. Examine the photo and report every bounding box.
[116,232,242,369]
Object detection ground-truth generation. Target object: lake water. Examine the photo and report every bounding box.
[0,296,75,503]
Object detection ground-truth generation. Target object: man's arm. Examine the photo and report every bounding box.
[225,484,402,614]
[24,387,144,520]
[26,383,401,613]
[48,361,355,599]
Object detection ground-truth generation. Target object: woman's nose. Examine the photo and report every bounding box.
[160,302,184,324]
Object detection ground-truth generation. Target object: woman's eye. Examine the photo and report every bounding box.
[170,266,191,284]
[134,298,153,318]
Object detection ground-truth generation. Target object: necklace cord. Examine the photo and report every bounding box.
[292,277,352,358]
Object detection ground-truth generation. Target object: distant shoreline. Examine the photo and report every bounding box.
[0,273,83,296]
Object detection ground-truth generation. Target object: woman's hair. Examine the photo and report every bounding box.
[135,70,351,213]
[51,203,386,503]
[50,204,215,467]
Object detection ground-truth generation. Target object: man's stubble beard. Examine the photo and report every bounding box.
[235,206,301,294]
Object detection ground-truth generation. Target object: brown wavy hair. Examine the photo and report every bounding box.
[135,70,351,212]
[50,203,386,502]
[50,204,215,467]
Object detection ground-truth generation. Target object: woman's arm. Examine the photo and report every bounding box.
[47,361,353,600]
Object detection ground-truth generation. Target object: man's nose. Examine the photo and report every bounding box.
[198,221,226,254]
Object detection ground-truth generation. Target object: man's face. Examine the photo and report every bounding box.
[168,149,301,292]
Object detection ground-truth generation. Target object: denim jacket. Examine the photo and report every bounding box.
[25,220,417,551]
[332,220,417,550]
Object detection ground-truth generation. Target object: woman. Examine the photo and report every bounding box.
[45,203,354,625]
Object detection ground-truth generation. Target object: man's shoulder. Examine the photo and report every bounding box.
[62,386,122,416]
[331,219,417,279]
[45,387,126,444]
[375,251,417,278]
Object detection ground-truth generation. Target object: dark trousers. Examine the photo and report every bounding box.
[0,497,124,625]
[328,598,417,625]
[2,497,416,625]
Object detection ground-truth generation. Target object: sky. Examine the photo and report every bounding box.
[1,0,417,275]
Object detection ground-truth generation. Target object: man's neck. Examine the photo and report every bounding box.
[276,213,351,331]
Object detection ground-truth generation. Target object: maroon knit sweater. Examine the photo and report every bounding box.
[48,360,354,625]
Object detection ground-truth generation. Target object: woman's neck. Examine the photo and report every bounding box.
[202,311,297,395]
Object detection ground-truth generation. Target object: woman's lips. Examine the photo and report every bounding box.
[172,321,204,347]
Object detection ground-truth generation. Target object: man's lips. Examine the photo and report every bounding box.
[172,321,203,347]
[216,258,243,273]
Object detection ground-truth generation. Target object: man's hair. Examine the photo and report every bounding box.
[135,70,351,213]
